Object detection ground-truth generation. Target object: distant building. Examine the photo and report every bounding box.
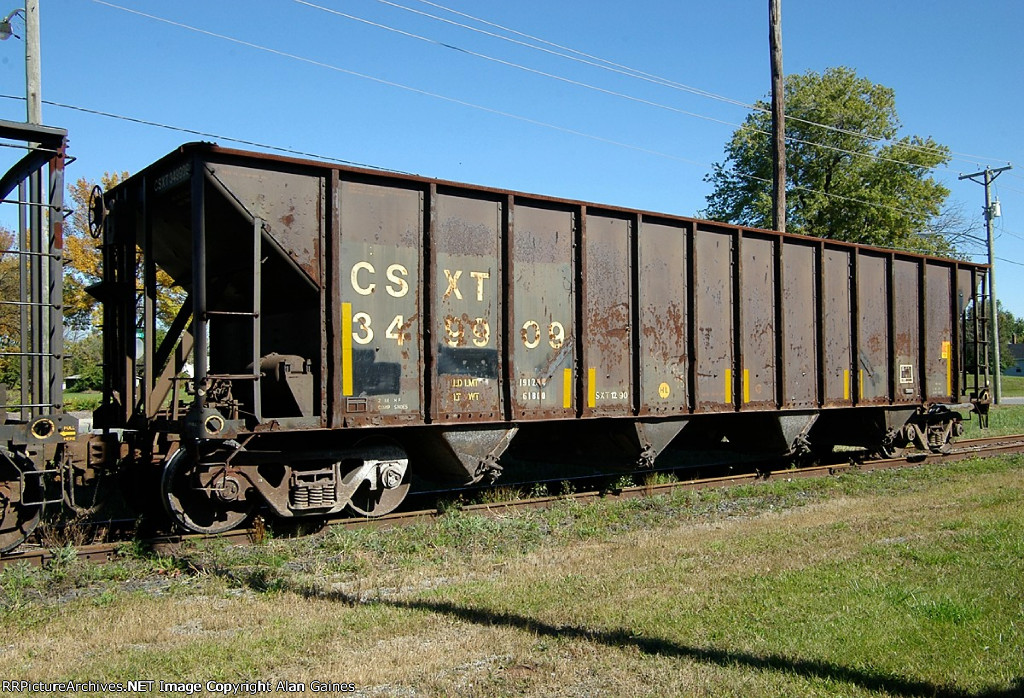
[1005,343,1024,375]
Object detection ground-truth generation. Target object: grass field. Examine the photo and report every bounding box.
[62,390,101,412]
[962,403,1024,439]
[998,374,1024,398]
[1,454,1022,697]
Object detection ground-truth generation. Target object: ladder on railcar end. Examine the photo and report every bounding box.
[962,270,992,428]
[95,160,269,438]
[0,121,68,427]
[188,195,265,430]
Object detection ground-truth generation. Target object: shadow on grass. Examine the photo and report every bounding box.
[184,554,1018,698]
[310,586,1020,698]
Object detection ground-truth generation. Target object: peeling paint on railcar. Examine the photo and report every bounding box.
[637,218,688,416]
[857,253,890,403]
[781,242,818,408]
[209,164,322,283]
[693,227,734,412]
[510,204,576,419]
[582,213,632,416]
[822,247,853,406]
[431,193,502,422]
[893,258,921,403]
[741,234,776,409]
[337,180,423,425]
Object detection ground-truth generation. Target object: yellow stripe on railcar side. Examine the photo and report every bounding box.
[724,368,732,404]
[844,369,850,401]
[342,302,353,396]
[563,368,573,409]
[587,368,596,408]
[743,369,750,404]
[943,340,952,396]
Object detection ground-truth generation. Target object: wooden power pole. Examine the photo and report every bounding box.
[960,164,1013,404]
[769,0,786,232]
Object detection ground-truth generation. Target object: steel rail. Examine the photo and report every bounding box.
[4,434,1023,570]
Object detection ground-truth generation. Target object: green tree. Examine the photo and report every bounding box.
[64,174,186,331]
[963,300,1024,374]
[63,172,126,331]
[704,67,955,255]
[0,226,22,387]
[1002,309,1024,346]
[64,333,104,391]
[997,305,1024,372]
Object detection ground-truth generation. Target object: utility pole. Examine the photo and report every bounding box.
[3,1,49,412]
[26,0,46,412]
[25,0,41,124]
[960,164,1012,404]
[768,0,786,232]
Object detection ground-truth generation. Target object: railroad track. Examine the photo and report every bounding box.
[4,433,1024,571]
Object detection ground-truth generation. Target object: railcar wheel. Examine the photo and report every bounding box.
[161,449,253,534]
[875,426,909,459]
[344,440,410,518]
[0,450,43,553]
[346,477,410,517]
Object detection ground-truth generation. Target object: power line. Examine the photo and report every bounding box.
[390,0,1012,169]
[998,229,1024,242]
[2,90,940,227]
[292,0,968,179]
[78,1,714,169]
[0,89,708,176]
[72,2,957,224]
[736,170,931,220]
[0,93,389,170]
[291,0,743,132]
[81,3,988,188]
[370,0,757,108]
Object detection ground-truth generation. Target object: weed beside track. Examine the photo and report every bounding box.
[0,453,1022,697]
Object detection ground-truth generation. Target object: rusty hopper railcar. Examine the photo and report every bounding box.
[91,143,988,534]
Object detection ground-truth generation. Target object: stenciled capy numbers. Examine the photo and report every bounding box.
[347,261,567,351]
[348,260,413,346]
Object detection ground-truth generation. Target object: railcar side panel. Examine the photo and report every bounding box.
[956,268,977,315]
[822,247,853,406]
[693,226,734,411]
[781,241,819,408]
[581,213,633,417]
[637,219,689,415]
[857,252,890,403]
[209,163,323,282]
[431,192,503,422]
[893,258,922,403]
[925,263,955,399]
[200,163,326,422]
[107,147,993,435]
[739,234,776,409]
[336,180,423,425]
[508,203,576,420]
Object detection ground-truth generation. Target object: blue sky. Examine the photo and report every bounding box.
[3,0,1023,314]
